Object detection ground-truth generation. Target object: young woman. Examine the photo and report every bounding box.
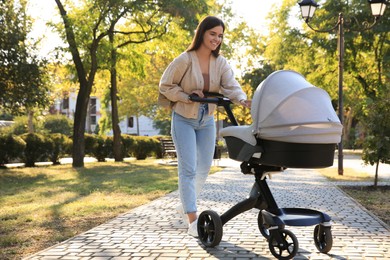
[159,16,251,237]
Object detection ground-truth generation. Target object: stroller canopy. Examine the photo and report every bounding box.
[250,70,342,143]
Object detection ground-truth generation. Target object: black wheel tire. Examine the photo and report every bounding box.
[197,210,223,247]
[268,229,299,260]
[313,225,333,253]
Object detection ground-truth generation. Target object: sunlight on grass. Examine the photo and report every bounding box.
[0,159,223,259]
[317,167,373,181]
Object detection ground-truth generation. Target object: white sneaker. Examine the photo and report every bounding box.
[188,219,198,237]
[176,205,188,225]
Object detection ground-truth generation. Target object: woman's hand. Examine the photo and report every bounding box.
[186,90,204,103]
[240,99,251,108]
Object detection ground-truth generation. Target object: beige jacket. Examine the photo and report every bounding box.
[159,51,247,119]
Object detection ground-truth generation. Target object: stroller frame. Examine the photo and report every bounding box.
[190,93,333,260]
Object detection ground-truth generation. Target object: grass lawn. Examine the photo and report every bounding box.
[317,167,390,227]
[0,159,221,260]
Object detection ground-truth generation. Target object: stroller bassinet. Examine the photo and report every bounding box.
[220,70,342,168]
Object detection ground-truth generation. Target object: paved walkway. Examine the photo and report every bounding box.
[26,159,390,260]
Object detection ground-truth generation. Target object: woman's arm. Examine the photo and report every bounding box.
[159,52,192,103]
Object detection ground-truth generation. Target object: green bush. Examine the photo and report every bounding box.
[84,134,112,162]
[9,116,29,135]
[154,135,167,159]
[122,134,136,157]
[132,136,158,160]
[20,133,54,167]
[0,134,26,166]
[43,114,73,135]
[48,133,72,165]
[8,116,44,135]
[84,133,96,156]
[95,135,113,162]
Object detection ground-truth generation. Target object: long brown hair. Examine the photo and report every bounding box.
[186,16,225,58]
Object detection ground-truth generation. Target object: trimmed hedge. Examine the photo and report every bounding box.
[48,133,72,164]
[85,134,113,162]
[0,134,26,166]
[20,133,54,167]
[1,133,170,166]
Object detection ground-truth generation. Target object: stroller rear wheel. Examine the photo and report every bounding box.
[313,224,333,253]
[268,228,298,260]
[197,210,223,247]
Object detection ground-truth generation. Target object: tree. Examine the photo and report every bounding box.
[54,0,101,167]
[257,0,389,152]
[103,0,210,161]
[54,0,213,166]
[361,96,390,186]
[0,0,49,118]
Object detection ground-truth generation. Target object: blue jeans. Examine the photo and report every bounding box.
[171,104,216,214]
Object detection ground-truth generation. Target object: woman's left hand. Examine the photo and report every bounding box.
[240,99,251,108]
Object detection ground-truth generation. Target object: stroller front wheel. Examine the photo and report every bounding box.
[313,224,333,253]
[197,210,223,247]
[268,228,298,260]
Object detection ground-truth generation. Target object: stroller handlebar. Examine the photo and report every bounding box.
[188,92,232,106]
[188,92,238,126]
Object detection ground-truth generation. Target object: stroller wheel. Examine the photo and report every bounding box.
[268,229,298,260]
[313,224,333,253]
[197,210,223,247]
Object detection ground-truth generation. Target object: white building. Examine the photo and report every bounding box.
[53,92,160,136]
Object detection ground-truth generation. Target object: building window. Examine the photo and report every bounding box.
[90,115,96,125]
[128,117,134,128]
[90,98,96,114]
[62,97,69,109]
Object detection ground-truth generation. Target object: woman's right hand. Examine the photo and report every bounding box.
[186,90,204,103]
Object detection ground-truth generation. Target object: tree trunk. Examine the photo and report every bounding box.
[55,0,93,168]
[109,32,123,161]
[344,108,353,146]
[27,110,34,133]
[374,160,379,187]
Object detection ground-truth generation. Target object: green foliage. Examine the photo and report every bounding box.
[84,134,113,162]
[0,113,13,120]
[20,133,54,167]
[132,136,160,160]
[252,0,389,151]
[0,134,26,166]
[7,116,38,135]
[43,115,73,135]
[48,133,72,165]
[362,97,390,166]
[153,119,171,136]
[121,134,136,157]
[0,0,49,115]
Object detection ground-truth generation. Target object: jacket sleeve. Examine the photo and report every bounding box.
[159,52,191,103]
[219,57,247,103]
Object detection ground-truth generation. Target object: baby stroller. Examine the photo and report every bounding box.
[189,70,342,259]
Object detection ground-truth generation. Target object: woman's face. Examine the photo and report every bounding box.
[202,25,223,51]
